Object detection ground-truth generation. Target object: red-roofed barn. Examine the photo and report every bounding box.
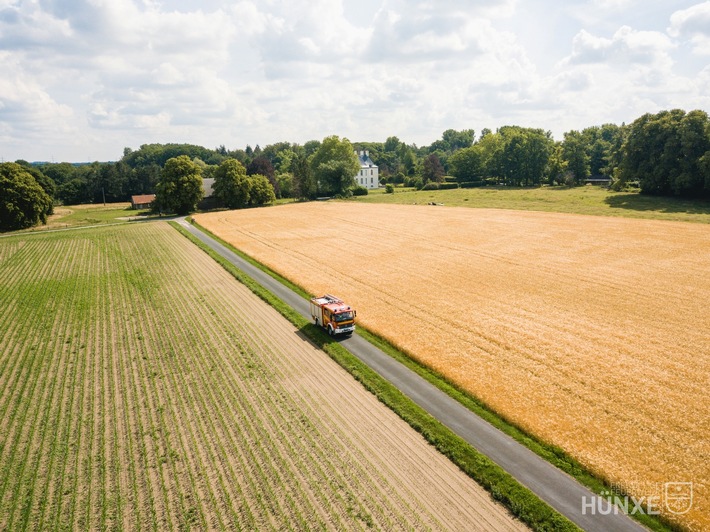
[131,194,155,210]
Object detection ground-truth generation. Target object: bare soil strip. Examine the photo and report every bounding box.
[0,222,525,530]
[195,202,710,531]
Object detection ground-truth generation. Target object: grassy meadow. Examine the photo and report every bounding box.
[354,185,710,223]
[7,202,159,234]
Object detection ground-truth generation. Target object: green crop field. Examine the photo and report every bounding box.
[0,222,525,531]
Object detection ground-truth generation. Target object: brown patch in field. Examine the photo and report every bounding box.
[39,207,75,230]
[196,202,710,530]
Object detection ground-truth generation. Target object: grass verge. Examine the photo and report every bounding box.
[178,219,678,532]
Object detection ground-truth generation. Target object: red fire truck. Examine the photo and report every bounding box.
[309,294,356,336]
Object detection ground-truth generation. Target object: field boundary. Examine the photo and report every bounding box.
[182,217,679,532]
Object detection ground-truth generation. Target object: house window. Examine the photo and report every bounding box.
[371,177,374,184]
[370,169,373,175]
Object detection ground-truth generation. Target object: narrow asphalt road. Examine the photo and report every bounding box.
[176,218,646,532]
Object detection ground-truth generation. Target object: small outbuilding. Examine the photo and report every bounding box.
[584,176,612,186]
[130,194,156,210]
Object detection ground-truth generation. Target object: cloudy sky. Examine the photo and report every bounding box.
[1,0,709,162]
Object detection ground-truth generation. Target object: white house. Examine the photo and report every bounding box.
[355,150,379,189]
[202,177,215,197]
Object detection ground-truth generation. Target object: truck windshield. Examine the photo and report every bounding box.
[334,311,354,322]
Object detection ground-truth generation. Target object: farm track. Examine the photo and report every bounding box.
[196,202,710,531]
[0,222,525,530]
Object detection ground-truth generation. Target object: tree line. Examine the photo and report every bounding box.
[2,108,709,230]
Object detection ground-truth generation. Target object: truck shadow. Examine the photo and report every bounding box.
[294,324,350,349]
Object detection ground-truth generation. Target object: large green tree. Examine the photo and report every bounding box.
[619,109,710,197]
[500,131,527,186]
[449,146,485,182]
[546,143,568,185]
[212,159,276,209]
[402,148,417,176]
[248,174,277,206]
[384,136,401,153]
[421,153,445,184]
[213,158,251,209]
[491,127,551,186]
[122,143,221,168]
[128,163,161,195]
[303,140,321,157]
[154,156,204,215]
[40,162,76,186]
[310,136,360,196]
[0,162,53,231]
[477,131,504,182]
[291,152,317,199]
[528,129,554,185]
[16,162,56,213]
[247,156,279,197]
[562,130,590,184]
[442,128,475,151]
[58,178,91,205]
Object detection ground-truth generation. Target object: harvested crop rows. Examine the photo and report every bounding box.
[196,202,710,531]
[0,222,525,531]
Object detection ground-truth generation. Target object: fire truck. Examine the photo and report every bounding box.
[309,294,356,336]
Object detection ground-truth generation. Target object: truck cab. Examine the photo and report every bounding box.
[310,294,356,336]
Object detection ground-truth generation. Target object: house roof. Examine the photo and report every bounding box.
[131,194,156,204]
[357,153,377,168]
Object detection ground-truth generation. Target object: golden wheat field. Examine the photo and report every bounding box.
[196,202,710,531]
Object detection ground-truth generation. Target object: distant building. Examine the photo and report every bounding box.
[130,194,155,210]
[202,178,215,197]
[584,176,612,186]
[355,150,379,189]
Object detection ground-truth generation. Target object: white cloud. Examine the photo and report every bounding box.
[235,0,364,63]
[590,0,636,8]
[363,0,521,65]
[0,52,74,137]
[542,16,703,137]
[0,0,708,161]
[230,1,275,35]
[669,1,710,54]
[565,26,674,66]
